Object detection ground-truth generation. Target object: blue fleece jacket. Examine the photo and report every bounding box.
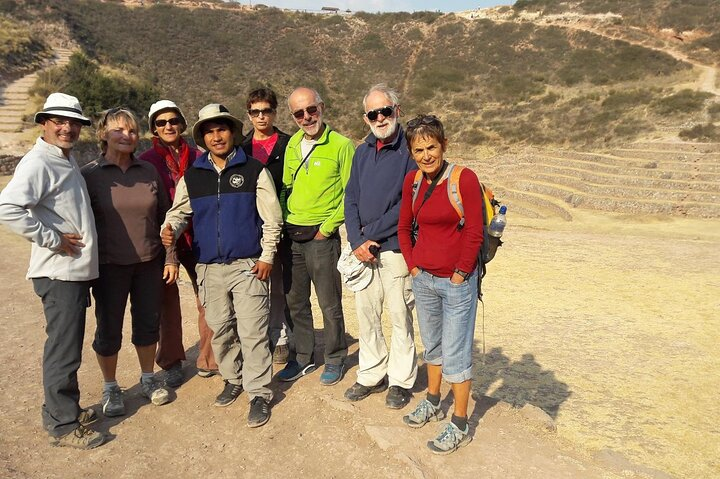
[344,128,417,252]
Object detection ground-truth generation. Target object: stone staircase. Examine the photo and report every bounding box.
[0,48,73,154]
[460,141,720,220]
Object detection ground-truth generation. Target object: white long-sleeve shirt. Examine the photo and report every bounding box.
[0,138,98,281]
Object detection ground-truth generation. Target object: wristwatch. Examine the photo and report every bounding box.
[453,269,469,280]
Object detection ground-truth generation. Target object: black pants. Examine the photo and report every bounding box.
[32,278,90,437]
[285,235,347,366]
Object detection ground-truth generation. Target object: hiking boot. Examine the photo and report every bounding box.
[215,381,243,407]
[49,425,106,450]
[197,368,218,378]
[427,422,472,455]
[247,396,271,428]
[78,407,98,426]
[141,376,171,406]
[164,363,184,388]
[403,399,445,428]
[385,386,412,409]
[319,363,345,386]
[273,344,290,364]
[344,378,388,401]
[102,385,125,417]
[277,360,317,382]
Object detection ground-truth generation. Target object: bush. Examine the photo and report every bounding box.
[651,89,713,115]
[31,53,158,126]
[679,123,720,141]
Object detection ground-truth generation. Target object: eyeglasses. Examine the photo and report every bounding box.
[407,114,441,129]
[47,117,82,128]
[155,117,182,128]
[365,105,395,122]
[248,108,275,118]
[291,105,320,120]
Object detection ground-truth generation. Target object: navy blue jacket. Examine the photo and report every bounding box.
[344,128,417,252]
[184,148,264,264]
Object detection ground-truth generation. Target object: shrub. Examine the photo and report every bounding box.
[679,123,720,141]
[651,89,713,115]
[31,53,157,126]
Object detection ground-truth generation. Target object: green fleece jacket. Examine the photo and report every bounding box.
[281,124,354,237]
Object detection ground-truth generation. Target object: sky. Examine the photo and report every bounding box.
[238,1,515,13]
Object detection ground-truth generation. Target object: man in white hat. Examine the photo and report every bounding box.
[0,92,106,449]
[162,103,282,428]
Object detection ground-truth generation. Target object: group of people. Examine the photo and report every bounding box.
[0,83,486,456]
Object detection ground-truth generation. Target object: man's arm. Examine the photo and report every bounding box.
[254,168,283,280]
[161,176,193,246]
[0,161,64,251]
[318,138,355,237]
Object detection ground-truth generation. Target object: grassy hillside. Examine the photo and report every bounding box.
[513,0,720,67]
[2,0,717,148]
[0,14,51,81]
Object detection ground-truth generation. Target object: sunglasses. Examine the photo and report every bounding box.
[292,105,320,120]
[154,117,182,128]
[248,108,275,118]
[365,105,395,122]
[407,114,441,129]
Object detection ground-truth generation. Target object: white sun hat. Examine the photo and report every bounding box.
[34,92,91,126]
[148,99,187,136]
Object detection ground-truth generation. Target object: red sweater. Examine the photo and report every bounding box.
[398,166,484,278]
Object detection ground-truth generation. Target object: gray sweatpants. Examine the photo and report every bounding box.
[197,259,273,401]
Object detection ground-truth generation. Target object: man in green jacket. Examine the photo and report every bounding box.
[277,87,354,386]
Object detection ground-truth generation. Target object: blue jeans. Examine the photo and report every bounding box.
[411,269,478,383]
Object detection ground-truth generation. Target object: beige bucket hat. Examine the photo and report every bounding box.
[191,103,243,150]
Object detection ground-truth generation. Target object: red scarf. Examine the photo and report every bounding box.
[152,136,192,186]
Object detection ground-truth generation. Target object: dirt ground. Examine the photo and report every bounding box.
[0,175,718,479]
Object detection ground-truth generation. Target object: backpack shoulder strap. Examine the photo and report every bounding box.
[446,164,465,227]
[411,169,423,210]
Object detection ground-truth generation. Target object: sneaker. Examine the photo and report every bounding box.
[78,407,98,426]
[49,425,106,450]
[247,396,270,428]
[273,344,290,364]
[214,381,243,407]
[102,385,125,417]
[277,360,317,382]
[197,368,219,378]
[319,363,345,386]
[427,422,472,455]
[165,363,184,388]
[141,377,171,406]
[385,385,412,409]
[344,379,388,401]
[403,399,445,428]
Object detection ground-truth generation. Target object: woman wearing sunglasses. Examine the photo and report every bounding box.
[138,100,219,386]
[81,108,178,417]
[397,114,484,455]
[240,88,293,365]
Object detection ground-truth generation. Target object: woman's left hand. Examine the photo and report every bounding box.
[163,264,179,285]
[450,272,466,284]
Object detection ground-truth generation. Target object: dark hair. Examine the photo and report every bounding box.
[405,114,446,147]
[200,117,236,137]
[246,87,278,110]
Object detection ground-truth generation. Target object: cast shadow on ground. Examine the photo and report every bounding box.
[472,345,571,420]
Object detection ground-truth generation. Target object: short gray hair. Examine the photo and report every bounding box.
[363,83,400,110]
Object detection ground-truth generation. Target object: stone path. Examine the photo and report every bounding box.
[0,47,72,155]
